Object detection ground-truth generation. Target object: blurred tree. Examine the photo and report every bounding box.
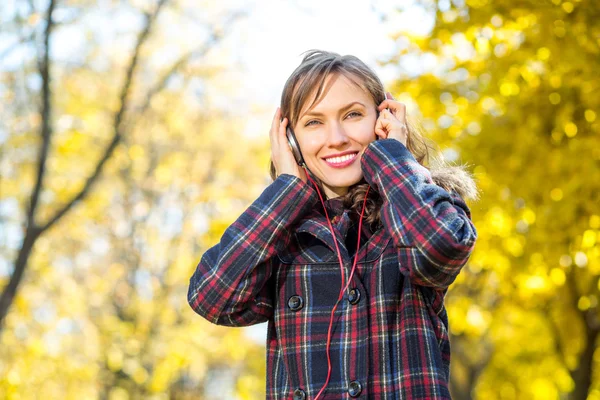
[382,0,599,399]
[0,0,269,398]
[0,0,172,331]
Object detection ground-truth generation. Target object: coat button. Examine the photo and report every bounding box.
[293,388,306,400]
[348,288,361,305]
[288,295,304,311]
[348,380,362,397]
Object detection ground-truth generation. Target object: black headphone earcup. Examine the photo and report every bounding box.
[286,127,305,166]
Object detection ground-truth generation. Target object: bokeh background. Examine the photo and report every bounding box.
[1,0,599,399]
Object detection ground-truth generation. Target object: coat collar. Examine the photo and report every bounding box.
[294,207,391,264]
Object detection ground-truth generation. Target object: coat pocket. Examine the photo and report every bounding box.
[277,232,339,265]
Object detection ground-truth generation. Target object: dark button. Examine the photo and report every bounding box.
[288,295,304,311]
[348,288,361,305]
[348,380,362,397]
[293,388,306,400]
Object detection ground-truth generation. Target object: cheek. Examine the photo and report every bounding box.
[300,136,324,157]
[354,121,377,144]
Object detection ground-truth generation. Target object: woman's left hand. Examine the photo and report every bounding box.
[375,92,408,147]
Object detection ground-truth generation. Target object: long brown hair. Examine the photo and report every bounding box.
[269,49,442,230]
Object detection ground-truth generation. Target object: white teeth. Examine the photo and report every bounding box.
[325,153,357,164]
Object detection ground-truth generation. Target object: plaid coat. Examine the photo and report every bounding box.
[188,138,478,399]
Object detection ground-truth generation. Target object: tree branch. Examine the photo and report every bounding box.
[134,10,246,117]
[0,0,56,332]
[544,301,567,366]
[26,0,56,232]
[37,0,168,234]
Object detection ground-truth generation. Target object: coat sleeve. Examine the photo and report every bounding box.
[187,174,317,327]
[360,138,477,289]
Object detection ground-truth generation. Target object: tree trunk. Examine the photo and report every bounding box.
[0,227,40,330]
[570,327,598,400]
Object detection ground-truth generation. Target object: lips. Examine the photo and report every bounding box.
[322,151,359,168]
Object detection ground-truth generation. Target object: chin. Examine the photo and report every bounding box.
[309,162,364,187]
[322,174,363,191]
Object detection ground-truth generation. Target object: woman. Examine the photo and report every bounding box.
[188,50,479,399]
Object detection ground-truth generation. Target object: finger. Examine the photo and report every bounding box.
[279,117,291,153]
[382,108,393,119]
[385,91,394,100]
[377,99,405,111]
[378,100,406,121]
[374,117,389,134]
[380,109,398,124]
[397,119,408,132]
[375,126,388,139]
[270,107,281,145]
[377,99,393,111]
[279,117,288,140]
[271,107,281,128]
[395,103,406,123]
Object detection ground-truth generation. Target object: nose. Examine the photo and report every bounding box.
[326,121,350,147]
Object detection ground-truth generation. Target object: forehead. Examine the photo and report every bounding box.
[297,73,372,117]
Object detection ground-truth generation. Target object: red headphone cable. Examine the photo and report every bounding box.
[303,167,370,399]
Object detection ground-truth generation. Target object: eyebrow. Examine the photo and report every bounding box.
[301,101,366,118]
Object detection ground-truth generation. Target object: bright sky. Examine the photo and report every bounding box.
[207,0,435,139]
[0,0,435,139]
[219,0,431,101]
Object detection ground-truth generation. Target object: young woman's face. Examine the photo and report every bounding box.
[294,73,378,199]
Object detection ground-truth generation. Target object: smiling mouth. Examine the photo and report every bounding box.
[322,152,359,167]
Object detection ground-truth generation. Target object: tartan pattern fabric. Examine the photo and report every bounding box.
[188,138,478,399]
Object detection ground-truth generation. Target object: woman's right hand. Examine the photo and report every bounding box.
[270,107,308,183]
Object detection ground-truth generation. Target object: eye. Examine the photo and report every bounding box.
[346,111,362,118]
[305,120,321,127]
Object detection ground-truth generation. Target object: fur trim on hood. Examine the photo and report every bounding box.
[430,164,480,202]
